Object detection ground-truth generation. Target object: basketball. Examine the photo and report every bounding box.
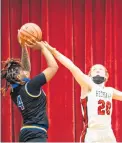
[18,23,42,46]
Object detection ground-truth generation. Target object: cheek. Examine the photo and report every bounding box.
[90,71,96,76]
[101,72,106,76]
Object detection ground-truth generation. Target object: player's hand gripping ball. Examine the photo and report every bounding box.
[18,23,42,47]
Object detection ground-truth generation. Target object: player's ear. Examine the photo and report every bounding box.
[105,73,109,82]
[24,71,30,78]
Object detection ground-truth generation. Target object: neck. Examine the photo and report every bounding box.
[96,82,105,88]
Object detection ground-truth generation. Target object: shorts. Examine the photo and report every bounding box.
[80,128,116,143]
[26,137,47,142]
[19,126,47,142]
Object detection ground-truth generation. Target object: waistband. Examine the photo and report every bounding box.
[21,125,47,133]
[87,127,112,131]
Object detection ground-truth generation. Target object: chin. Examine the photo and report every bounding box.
[95,75,103,77]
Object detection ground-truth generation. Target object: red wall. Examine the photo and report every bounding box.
[1,0,122,142]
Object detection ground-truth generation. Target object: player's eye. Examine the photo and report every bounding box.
[93,68,96,71]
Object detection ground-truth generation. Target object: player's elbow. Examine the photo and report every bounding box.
[54,63,59,70]
[51,64,59,73]
[50,61,59,69]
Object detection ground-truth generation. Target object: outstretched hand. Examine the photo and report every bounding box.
[25,41,50,50]
[18,29,56,51]
[42,41,56,53]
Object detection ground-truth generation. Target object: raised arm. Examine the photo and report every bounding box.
[18,29,31,78]
[44,42,93,89]
[21,47,31,77]
[23,41,59,96]
[112,88,122,101]
[25,41,58,83]
[39,42,59,82]
[19,30,58,83]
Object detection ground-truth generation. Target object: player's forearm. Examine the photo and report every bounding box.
[113,88,122,101]
[21,47,31,72]
[41,47,58,69]
[50,49,74,71]
[46,43,93,88]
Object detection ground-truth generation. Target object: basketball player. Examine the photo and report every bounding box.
[1,38,58,142]
[43,42,122,143]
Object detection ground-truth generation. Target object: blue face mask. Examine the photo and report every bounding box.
[92,75,106,84]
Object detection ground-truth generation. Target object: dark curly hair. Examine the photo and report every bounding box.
[1,58,25,94]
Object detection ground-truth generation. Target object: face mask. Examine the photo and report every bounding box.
[92,75,106,84]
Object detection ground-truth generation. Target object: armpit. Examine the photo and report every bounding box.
[80,87,89,99]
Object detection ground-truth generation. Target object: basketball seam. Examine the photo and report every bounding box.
[30,24,40,41]
[22,29,39,41]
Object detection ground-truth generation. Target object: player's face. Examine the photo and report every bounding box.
[90,65,106,78]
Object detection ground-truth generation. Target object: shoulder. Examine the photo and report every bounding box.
[86,76,98,89]
[105,86,114,92]
[11,85,24,96]
[81,86,92,99]
[80,82,98,99]
[24,82,42,98]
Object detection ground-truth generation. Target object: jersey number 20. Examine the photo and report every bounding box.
[17,95,25,110]
[98,99,111,115]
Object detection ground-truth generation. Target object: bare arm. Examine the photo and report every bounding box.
[21,46,31,72]
[112,88,122,101]
[19,30,58,82]
[40,43,59,82]
[25,41,58,82]
[44,42,93,89]
[81,87,89,99]
[18,29,31,78]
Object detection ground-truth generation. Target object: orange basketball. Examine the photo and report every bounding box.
[18,23,42,46]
